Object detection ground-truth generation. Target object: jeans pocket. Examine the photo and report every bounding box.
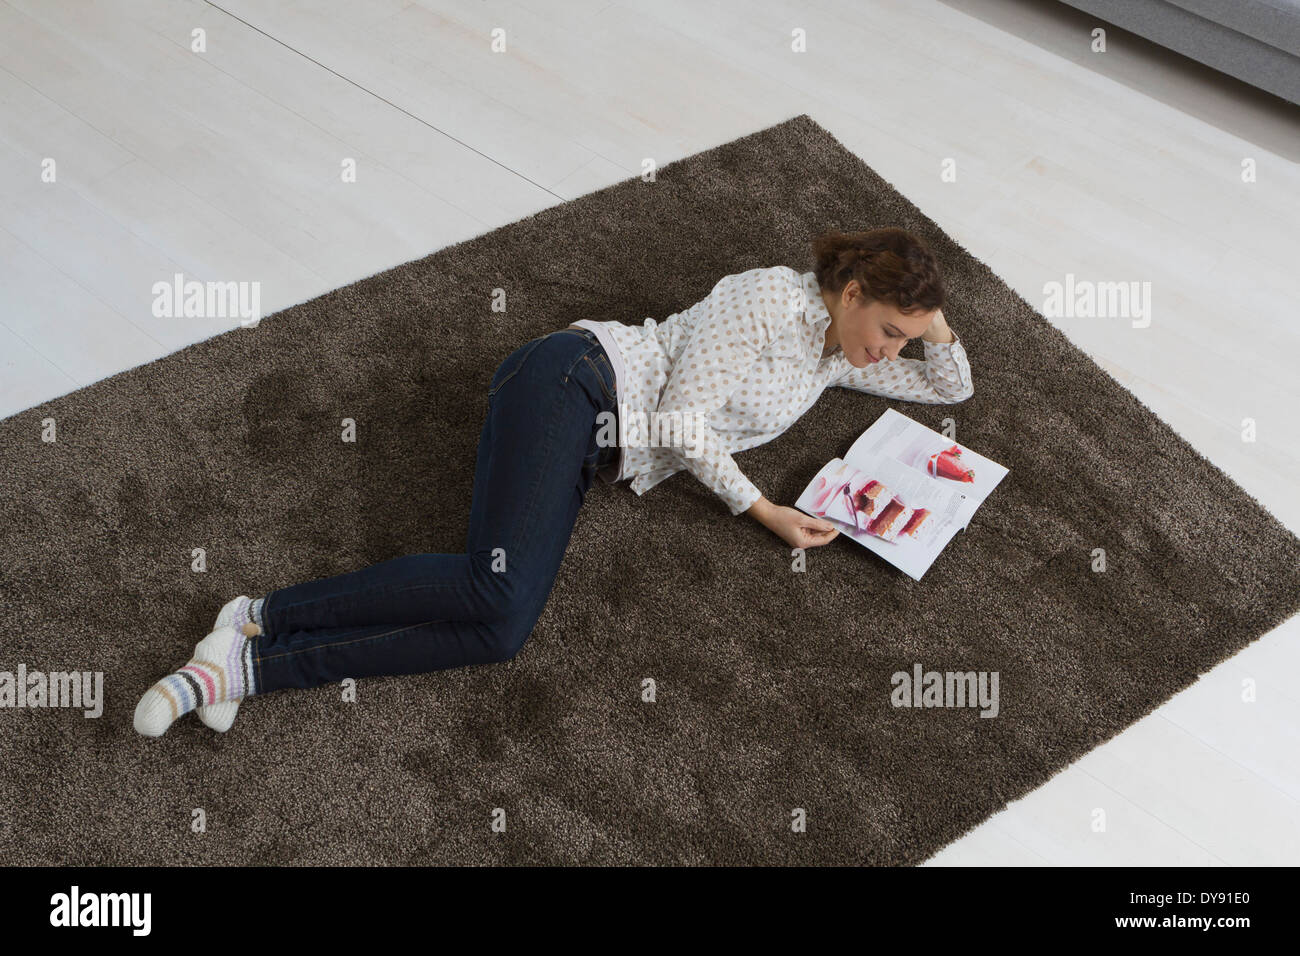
[581,352,617,404]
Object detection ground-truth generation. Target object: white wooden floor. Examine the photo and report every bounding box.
[2,0,1297,864]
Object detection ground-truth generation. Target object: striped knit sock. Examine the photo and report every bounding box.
[195,595,267,732]
[134,626,258,737]
[226,595,256,635]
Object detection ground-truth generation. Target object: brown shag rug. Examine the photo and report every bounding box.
[2,114,1298,866]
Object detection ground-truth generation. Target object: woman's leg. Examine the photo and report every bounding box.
[250,329,619,693]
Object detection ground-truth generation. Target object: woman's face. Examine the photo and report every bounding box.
[830,281,936,368]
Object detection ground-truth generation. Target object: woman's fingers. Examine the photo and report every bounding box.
[801,524,839,546]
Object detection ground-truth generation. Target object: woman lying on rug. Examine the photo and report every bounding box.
[134,226,974,736]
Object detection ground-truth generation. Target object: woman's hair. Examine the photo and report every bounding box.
[812,227,946,315]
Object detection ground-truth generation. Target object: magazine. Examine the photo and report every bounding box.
[794,408,1008,581]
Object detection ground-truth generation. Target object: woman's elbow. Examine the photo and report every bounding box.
[946,381,974,403]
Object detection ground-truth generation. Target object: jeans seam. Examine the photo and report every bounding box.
[510,372,568,564]
[257,619,440,663]
[487,335,545,399]
[582,353,617,403]
[266,579,495,635]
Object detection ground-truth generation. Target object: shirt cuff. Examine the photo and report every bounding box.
[923,329,969,390]
[720,473,763,516]
[922,328,960,348]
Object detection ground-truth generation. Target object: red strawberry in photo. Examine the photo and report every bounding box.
[928,444,975,482]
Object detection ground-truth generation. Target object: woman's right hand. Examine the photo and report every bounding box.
[746,496,840,549]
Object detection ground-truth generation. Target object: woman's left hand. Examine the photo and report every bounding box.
[921,308,955,344]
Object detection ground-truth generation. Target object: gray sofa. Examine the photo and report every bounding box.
[1058,0,1300,105]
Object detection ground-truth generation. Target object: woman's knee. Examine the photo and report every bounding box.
[466,552,541,661]
[483,612,536,662]
[478,589,541,662]
[467,548,525,607]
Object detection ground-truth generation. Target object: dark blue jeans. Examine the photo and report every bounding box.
[252,327,619,693]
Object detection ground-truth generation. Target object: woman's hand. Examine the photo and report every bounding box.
[746,496,840,549]
[921,308,955,344]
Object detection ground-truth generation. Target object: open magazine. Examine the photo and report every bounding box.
[794,408,1008,581]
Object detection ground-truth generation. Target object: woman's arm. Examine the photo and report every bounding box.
[922,308,956,344]
[746,495,840,549]
[833,308,973,403]
[652,268,785,516]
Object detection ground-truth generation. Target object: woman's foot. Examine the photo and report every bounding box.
[194,596,260,732]
[134,625,258,737]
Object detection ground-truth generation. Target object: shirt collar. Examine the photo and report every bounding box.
[801,271,837,356]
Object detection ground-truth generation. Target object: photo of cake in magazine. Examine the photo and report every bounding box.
[794,408,1009,581]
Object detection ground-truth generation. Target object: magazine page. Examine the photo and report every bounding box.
[794,456,966,582]
[842,408,1008,530]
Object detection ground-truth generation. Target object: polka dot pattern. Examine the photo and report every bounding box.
[574,267,974,515]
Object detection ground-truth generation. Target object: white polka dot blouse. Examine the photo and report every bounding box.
[571,266,974,516]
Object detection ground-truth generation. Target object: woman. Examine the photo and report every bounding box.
[134,226,974,736]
